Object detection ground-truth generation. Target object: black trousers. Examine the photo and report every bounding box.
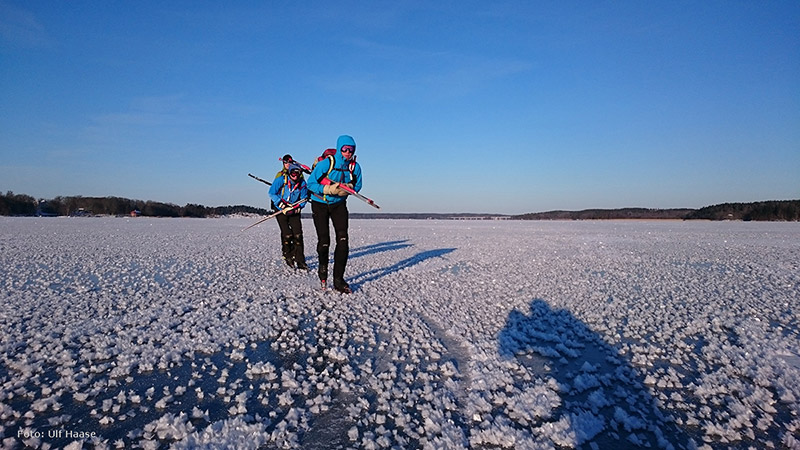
[311,200,348,281]
[275,212,304,266]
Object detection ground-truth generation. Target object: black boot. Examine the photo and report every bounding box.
[331,235,349,292]
[282,235,295,268]
[318,264,328,282]
[333,278,351,294]
[293,233,308,270]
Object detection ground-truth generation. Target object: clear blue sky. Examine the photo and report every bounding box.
[1,1,798,214]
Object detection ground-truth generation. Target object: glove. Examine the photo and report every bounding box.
[323,183,349,196]
[337,183,353,196]
[335,183,351,196]
[278,200,290,209]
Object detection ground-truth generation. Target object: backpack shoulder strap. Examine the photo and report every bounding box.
[280,174,289,197]
[317,155,336,184]
[348,157,357,185]
[326,155,336,178]
[319,155,356,185]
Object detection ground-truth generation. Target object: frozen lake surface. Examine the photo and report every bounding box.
[1,217,798,449]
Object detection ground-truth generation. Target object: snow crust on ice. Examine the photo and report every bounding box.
[0,217,798,449]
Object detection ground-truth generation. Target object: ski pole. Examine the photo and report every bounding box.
[241,199,308,232]
[339,184,380,209]
[278,158,312,174]
[320,179,380,209]
[248,173,272,186]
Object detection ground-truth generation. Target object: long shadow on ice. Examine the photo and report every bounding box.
[348,248,455,290]
[349,240,412,259]
[496,299,688,449]
[307,239,412,270]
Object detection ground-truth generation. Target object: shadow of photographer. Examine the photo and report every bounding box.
[494,299,688,449]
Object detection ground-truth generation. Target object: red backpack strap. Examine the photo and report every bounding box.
[348,156,357,184]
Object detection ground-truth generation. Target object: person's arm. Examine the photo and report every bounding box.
[351,163,363,193]
[307,159,330,197]
[268,179,284,207]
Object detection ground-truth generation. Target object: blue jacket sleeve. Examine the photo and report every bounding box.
[299,183,309,208]
[269,178,284,207]
[307,159,330,196]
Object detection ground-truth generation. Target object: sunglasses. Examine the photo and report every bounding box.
[341,146,355,154]
[290,170,301,177]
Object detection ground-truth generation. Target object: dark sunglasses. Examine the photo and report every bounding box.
[341,146,355,154]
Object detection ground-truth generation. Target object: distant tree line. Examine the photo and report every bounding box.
[684,200,800,221]
[0,192,270,217]
[2,191,798,221]
[514,201,800,221]
[0,192,37,216]
[513,208,695,221]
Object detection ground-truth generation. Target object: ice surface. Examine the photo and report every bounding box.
[0,217,798,449]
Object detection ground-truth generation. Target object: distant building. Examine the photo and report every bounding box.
[35,200,57,217]
[71,208,92,217]
[453,216,510,220]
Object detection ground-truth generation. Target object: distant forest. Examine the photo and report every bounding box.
[1,191,798,221]
[0,192,269,218]
[513,208,695,220]
[684,200,800,221]
[513,201,800,221]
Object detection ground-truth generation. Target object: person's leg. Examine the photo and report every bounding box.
[288,214,307,270]
[276,214,294,267]
[311,201,330,282]
[330,200,350,291]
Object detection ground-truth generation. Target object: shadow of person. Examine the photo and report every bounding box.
[348,239,413,259]
[348,248,456,290]
[307,239,413,270]
[493,299,687,449]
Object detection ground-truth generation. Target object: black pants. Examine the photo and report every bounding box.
[311,200,348,282]
[275,212,305,266]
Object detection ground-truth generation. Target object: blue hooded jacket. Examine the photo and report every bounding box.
[269,163,309,212]
[308,135,363,205]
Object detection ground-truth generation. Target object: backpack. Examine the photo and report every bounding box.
[311,148,337,170]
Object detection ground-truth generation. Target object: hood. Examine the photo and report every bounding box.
[336,135,356,154]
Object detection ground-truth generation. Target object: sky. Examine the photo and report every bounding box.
[1,1,798,215]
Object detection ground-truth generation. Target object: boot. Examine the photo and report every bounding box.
[318,264,328,282]
[333,278,351,294]
[282,235,295,268]
[293,234,308,270]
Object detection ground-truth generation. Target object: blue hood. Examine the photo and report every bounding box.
[336,135,356,153]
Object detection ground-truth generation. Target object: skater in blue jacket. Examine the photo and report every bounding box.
[307,135,363,293]
[269,163,309,270]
